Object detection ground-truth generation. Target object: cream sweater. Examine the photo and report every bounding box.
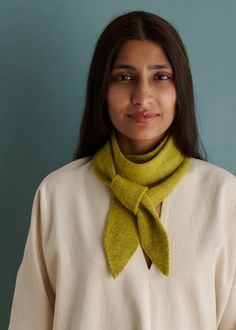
[8,158,236,330]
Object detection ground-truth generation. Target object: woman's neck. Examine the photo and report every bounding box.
[115,132,166,155]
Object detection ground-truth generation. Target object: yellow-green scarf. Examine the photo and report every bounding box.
[93,133,190,279]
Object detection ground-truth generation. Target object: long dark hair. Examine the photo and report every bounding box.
[74,10,207,160]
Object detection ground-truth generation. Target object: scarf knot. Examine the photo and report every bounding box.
[111,174,148,215]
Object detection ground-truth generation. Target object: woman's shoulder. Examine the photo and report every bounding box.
[37,157,94,193]
[189,157,236,193]
[190,157,236,179]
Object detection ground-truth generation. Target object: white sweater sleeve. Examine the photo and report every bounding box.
[8,187,55,330]
[218,271,236,330]
[218,178,236,330]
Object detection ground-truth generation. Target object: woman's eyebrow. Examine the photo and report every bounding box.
[112,63,172,70]
[148,64,172,70]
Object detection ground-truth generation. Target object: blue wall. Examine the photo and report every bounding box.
[1,0,235,328]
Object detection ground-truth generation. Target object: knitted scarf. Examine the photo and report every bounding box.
[93,133,190,279]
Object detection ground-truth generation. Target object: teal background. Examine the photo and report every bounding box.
[1,0,235,328]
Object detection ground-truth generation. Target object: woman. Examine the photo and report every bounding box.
[9,11,236,330]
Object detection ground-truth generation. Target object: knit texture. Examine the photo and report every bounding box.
[93,133,191,279]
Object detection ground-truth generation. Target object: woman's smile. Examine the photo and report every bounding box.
[127,111,161,123]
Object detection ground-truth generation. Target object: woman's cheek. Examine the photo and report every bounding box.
[159,87,176,107]
[108,86,129,111]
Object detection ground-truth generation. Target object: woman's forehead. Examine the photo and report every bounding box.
[113,40,172,70]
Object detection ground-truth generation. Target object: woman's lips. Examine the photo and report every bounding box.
[128,111,160,123]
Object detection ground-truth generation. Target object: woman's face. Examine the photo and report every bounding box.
[107,39,176,154]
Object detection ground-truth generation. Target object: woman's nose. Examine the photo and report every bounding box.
[131,80,153,107]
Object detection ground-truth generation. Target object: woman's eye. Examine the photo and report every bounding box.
[115,74,133,81]
[154,74,170,81]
